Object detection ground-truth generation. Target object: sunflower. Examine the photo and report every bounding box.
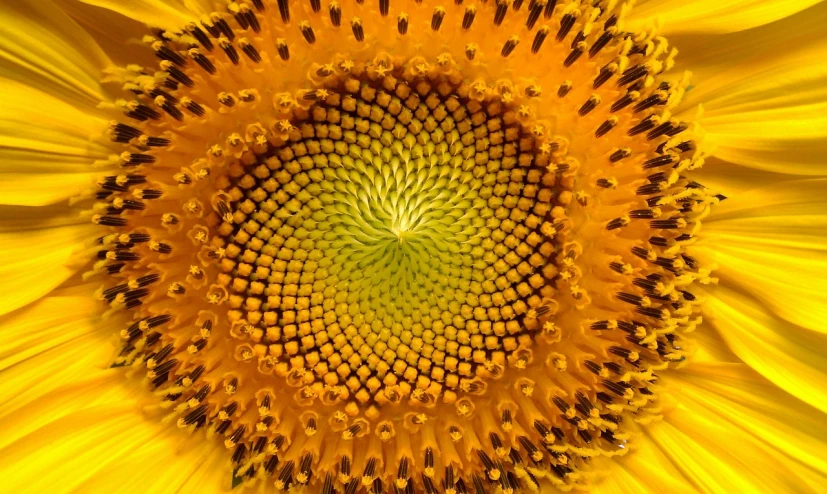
[1,0,825,492]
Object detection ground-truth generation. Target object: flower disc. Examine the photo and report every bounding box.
[90,1,715,492]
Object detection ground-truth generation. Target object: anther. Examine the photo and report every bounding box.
[351,18,364,41]
[190,49,216,74]
[595,117,618,137]
[277,0,290,22]
[628,115,658,136]
[329,2,342,27]
[557,12,576,41]
[188,24,214,51]
[589,29,615,57]
[531,25,549,53]
[239,39,261,62]
[501,36,519,57]
[563,41,585,67]
[398,14,408,35]
[617,65,648,86]
[431,7,445,31]
[462,6,476,29]
[153,43,187,67]
[379,0,390,16]
[526,1,544,29]
[219,38,240,65]
[299,22,316,44]
[276,39,289,61]
[578,94,600,116]
[494,0,509,26]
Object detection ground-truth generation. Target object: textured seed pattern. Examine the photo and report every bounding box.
[85,0,719,491]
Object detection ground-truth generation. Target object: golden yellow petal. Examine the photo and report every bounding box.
[698,179,827,332]
[670,363,827,479]
[0,79,109,205]
[0,226,94,316]
[701,286,827,414]
[0,0,110,107]
[76,0,206,31]
[628,0,822,35]
[671,3,827,174]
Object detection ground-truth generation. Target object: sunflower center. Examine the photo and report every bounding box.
[88,1,715,492]
[214,74,562,405]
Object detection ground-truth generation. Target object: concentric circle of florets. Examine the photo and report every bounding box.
[86,1,718,492]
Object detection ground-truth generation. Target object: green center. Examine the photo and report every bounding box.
[223,76,560,396]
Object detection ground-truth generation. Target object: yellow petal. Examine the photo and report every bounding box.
[0,293,231,492]
[0,172,100,207]
[0,295,111,414]
[0,203,88,233]
[697,179,827,332]
[592,432,693,494]
[0,0,110,108]
[701,286,827,415]
[77,0,205,31]
[627,0,821,35]
[672,3,827,174]
[670,363,827,479]
[1,397,230,493]
[0,225,95,316]
[0,79,109,205]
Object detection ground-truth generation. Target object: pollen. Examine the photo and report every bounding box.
[90,0,716,492]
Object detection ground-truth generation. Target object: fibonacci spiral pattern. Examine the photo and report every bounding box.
[88,0,718,491]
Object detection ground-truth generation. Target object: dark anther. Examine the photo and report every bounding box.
[398,14,408,34]
[432,8,445,31]
[578,95,599,116]
[557,13,576,40]
[351,19,364,42]
[252,0,265,11]
[462,6,476,29]
[617,64,648,86]
[276,40,290,61]
[605,217,627,230]
[501,37,518,57]
[277,0,290,22]
[593,65,615,89]
[329,2,341,26]
[589,30,614,57]
[595,119,617,137]
[651,218,682,229]
[233,40,258,62]
[634,93,666,113]
[154,45,186,67]
[234,9,250,29]
[184,100,205,116]
[636,182,662,195]
[531,26,549,53]
[379,0,389,16]
[309,0,321,12]
[189,25,213,51]
[221,41,240,65]
[244,8,261,32]
[643,154,675,169]
[159,100,183,121]
[628,115,658,136]
[165,65,193,87]
[214,17,234,40]
[609,147,631,162]
[201,20,220,38]
[300,23,316,44]
[191,51,216,74]
[126,103,161,121]
[493,0,509,26]
[610,92,637,112]
[526,1,543,29]
[563,43,584,67]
